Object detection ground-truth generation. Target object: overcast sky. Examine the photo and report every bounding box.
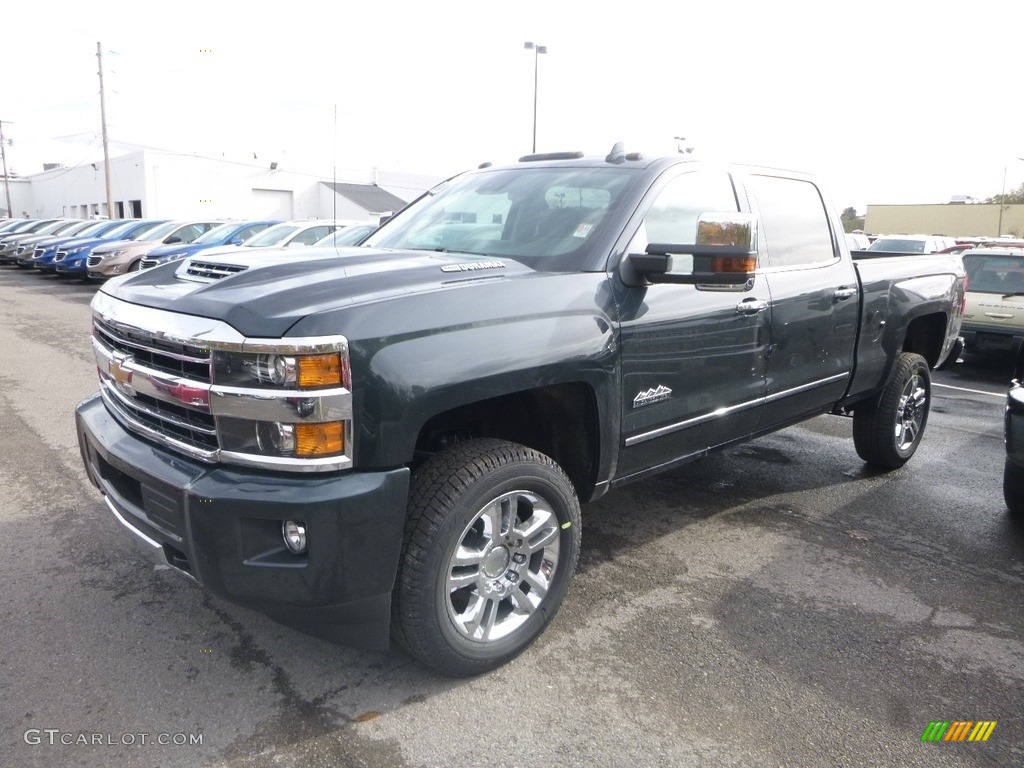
[5,0,1024,212]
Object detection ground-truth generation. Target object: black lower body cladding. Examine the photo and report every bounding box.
[75,394,410,650]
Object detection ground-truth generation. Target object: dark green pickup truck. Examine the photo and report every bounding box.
[76,148,965,676]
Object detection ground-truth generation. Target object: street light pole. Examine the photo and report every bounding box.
[524,41,547,153]
[997,157,1024,237]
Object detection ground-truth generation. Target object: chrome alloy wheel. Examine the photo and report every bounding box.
[895,372,927,451]
[445,490,561,643]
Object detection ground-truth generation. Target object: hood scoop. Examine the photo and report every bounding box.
[180,259,250,282]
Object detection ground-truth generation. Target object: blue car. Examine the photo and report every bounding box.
[32,220,130,272]
[140,219,280,269]
[51,220,168,277]
[10,220,97,267]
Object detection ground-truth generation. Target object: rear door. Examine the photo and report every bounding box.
[746,173,859,427]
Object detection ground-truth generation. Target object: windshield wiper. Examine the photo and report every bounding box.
[1002,292,1024,298]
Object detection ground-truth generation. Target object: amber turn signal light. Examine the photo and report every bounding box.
[297,353,342,388]
[295,422,344,456]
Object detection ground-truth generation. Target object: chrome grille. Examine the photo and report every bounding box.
[33,247,45,259]
[102,384,218,452]
[55,249,68,262]
[94,317,212,383]
[87,255,102,268]
[140,258,158,270]
[184,260,248,281]
[90,292,354,472]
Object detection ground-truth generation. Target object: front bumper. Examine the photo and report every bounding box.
[55,258,88,276]
[76,393,410,649]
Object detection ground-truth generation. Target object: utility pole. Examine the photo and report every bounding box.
[97,42,115,218]
[0,120,12,218]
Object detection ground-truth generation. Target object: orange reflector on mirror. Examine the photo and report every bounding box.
[711,256,757,273]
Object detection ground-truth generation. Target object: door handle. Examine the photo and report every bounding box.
[736,298,769,315]
[834,287,858,301]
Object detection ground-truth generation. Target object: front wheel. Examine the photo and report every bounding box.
[853,352,931,469]
[392,439,581,677]
[1004,460,1024,519]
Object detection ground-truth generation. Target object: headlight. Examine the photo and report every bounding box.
[107,249,128,258]
[214,351,346,390]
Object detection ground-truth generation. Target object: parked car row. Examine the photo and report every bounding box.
[0,217,377,279]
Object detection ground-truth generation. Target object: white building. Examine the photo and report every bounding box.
[8,149,440,223]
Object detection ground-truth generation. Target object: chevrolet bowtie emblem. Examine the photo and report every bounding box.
[109,357,134,391]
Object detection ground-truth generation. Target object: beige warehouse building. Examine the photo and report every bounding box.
[865,203,1024,238]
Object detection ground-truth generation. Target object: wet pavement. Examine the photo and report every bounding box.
[1,268,1021,767]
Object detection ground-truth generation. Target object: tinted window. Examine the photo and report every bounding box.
[866,237,926,253]
[964,253,1024,294]
[750,175,836,267]
[625,171,739,271]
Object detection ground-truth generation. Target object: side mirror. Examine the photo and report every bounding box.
[626,213,758,286]
[164,236,182,245]
[228,236,244,245]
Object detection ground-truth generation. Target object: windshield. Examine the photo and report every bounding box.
[126,221,169,240]
[101,220,153,239]
[363,166,635,269]
[866,237,926,253]
[192,223,239,243]
[59,220,99,236]
[38,220,79,235]
[964,253,1024,294]
[73,221,112,237]
[316,224,376,247]
[134,221,184,241]
[245,224,300,247]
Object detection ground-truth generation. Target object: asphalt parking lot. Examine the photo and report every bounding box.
[1,267,1022,768]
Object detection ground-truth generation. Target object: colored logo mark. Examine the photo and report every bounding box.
[921,721,996,742]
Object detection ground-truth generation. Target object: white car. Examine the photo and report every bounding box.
[865,234,956,254]
[189,220,348,260]
[961,248,1024,355]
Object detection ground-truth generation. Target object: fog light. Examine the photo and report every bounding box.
[282,520,307,554]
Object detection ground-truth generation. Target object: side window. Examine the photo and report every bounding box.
[749,175,836,267]
[627,171,739,269]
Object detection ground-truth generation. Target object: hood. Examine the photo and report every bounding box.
[99,247,534,337]
[61,235,129,250]
[146,241,215,259]
[92,238,149,255]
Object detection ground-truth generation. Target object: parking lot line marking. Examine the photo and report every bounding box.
[933,383,1004,399]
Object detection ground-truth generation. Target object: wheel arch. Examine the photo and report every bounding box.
[413,382,603,503]
[901,311,948,368]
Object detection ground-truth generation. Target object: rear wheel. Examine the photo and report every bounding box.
[392,438,581,677]
[853,352,931,469]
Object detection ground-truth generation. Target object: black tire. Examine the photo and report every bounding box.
[1004,459,1024,519]
[392,438,581,677]
[853,352,931,469]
